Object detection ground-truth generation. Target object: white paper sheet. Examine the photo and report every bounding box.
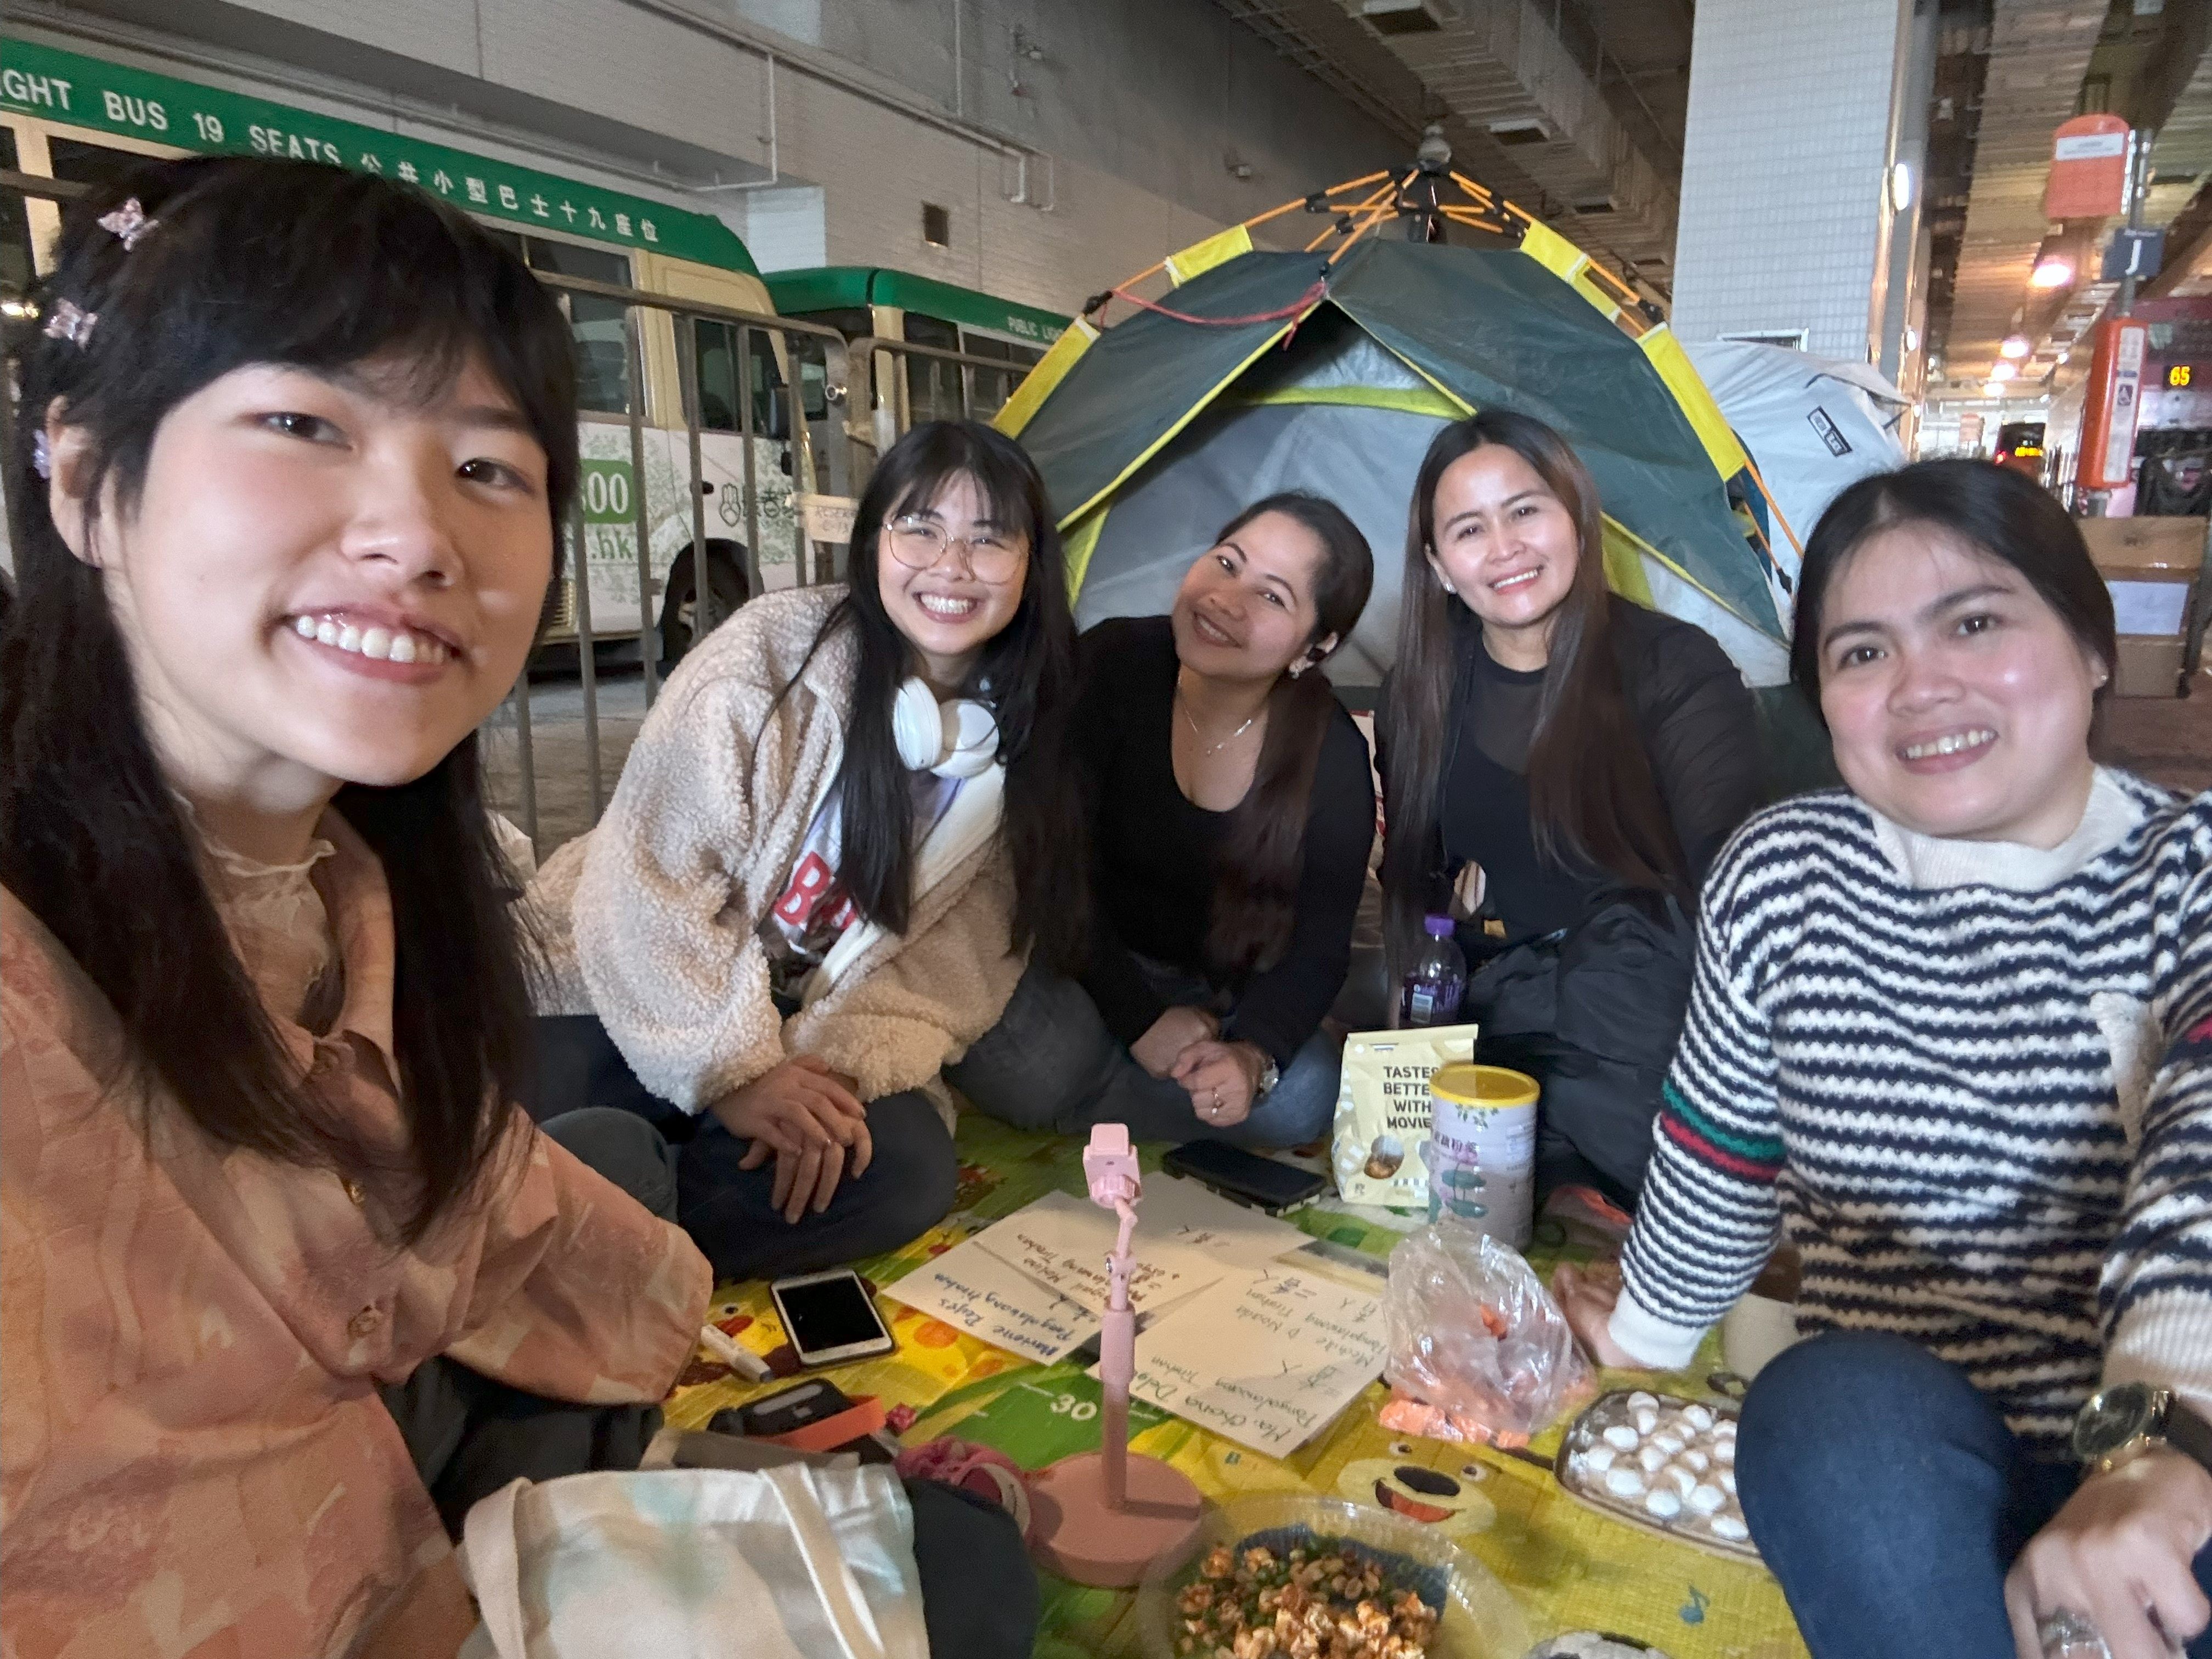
[968,1179,1308,1314]
[2108,577,2190,637]
[1124,1266,1390,1456]
[879,1235,1098,1364]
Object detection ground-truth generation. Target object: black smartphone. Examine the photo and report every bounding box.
[1163,1141,1328,1214]
[769,1268,896,1368]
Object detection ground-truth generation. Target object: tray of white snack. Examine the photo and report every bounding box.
[1551,1389,1757,1563]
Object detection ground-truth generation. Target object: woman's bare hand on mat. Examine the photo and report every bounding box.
[1172,1039,1265,1128]
[2006,1446,2212,1659]
[712,1057,871,1223]
[1552,1260,1652,1370]
[1133,1006,1219,1078]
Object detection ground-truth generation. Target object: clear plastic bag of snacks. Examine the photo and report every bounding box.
[1381,1223,1592,1446]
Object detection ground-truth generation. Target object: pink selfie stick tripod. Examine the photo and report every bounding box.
[1025,1125,1205,1587]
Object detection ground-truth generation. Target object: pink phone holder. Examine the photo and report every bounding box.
[1025,1125,1205,1587]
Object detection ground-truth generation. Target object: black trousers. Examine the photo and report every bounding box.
[1465,893,1697,1211]
[529,1013,959,1284]
[379,1107,677,1536]
[382,1106,1041,1656]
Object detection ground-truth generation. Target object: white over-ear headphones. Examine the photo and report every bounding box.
[891,678,1000,778]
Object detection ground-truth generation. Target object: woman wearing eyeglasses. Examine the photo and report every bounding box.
[529,421,1087,1284]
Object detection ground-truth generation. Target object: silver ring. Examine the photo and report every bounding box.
[2039,1610,2112,1659]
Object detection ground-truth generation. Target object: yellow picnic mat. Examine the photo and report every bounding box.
[663,1114,1809,1659]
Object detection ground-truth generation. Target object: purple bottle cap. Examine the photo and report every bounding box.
[1424,914,1454,937]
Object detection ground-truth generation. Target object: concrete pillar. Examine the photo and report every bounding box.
[1671,0,1933,382]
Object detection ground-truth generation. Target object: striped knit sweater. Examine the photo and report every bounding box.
[1611,769,2212,1449]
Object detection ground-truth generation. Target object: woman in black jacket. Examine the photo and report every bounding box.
[1378,411,1760,1206]
[952,492,1374,1147]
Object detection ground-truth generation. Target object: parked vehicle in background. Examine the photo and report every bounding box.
[765,266,1067,450]
[0,34,834,667]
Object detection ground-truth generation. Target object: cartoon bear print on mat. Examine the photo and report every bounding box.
[1334,1440,1498,1538]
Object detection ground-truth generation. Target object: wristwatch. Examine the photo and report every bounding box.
[1242,1045,1280,1100]
[2071,1381,2212,1477]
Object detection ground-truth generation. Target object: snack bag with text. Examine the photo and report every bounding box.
[1329,1023,1480,1206]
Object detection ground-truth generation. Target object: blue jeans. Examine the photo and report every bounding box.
[1737,1330,2212,1658]
[948,960,1340,1149]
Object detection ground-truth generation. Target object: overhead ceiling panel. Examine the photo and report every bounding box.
[1354,0,1678,269]
[1212,0,1680,291]
[1943,2,2108,384]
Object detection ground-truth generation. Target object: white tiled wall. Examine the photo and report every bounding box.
[1672,0,1908,361]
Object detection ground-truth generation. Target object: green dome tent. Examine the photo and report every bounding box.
[996,183,1800,699]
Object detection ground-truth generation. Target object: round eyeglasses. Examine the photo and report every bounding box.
[884,515,1028,583]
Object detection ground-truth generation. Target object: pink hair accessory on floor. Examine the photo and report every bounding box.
[894,1437,1034,1536]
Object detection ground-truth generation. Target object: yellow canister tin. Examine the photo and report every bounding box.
[1424,1064,1542,1246]
[1428,1064,1542,1109]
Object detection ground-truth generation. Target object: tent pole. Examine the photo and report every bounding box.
[1325,206,1392,262]
[1239,175,1388,236]
[1323,172,1415,262]
[1304,174,1404,254]
[1447,171,1501,208]
[1111,172,1400,306]
[1741,459,1804,562]
[1471,179,1643,308]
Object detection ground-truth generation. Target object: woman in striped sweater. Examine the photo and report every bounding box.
[1555,460,2212,1659]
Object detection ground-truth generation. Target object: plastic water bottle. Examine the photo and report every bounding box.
[1400,915,1467,1028]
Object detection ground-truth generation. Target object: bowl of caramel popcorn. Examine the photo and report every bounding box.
[1136,1493,1531,1659]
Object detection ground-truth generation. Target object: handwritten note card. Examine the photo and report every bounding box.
[970,1180,1307,1314]
[881,1235,1097,1364]
[1125,1267,1389,1457]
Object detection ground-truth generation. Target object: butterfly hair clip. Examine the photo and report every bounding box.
[97,198,157,251]
[42,298,95,346]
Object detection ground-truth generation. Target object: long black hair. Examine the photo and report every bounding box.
[0,156,578,1242]
[1205,492,1373,974]
[1380,411,1684,980]
[798,420,1086,968]
[1790,459,2117,714]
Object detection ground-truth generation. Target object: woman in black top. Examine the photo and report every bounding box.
[1378,411,1760,1205]
[950,492,1374,1147]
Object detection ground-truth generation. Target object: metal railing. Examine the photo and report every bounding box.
[844,331,1040,458]
[493,275,855,850]
[0,169,1061,860]
[492,320,1045,850]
